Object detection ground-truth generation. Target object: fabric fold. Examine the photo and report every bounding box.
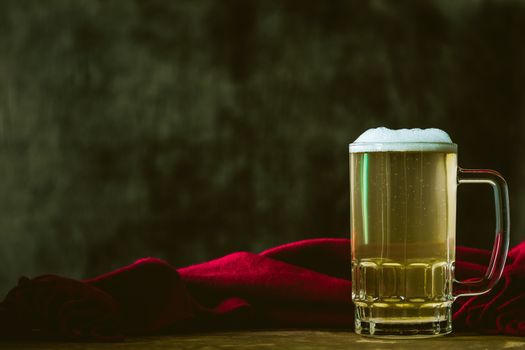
[0,238,524,340]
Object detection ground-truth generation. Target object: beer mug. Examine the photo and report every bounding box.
[349,128,510,337]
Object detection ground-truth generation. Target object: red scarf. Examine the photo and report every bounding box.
[1,238,524,341]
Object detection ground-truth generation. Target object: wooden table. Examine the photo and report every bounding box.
[1,330,524,350]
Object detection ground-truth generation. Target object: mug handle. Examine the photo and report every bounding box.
[453,168,510,298]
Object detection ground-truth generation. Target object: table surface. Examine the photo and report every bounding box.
[0,330,524,350]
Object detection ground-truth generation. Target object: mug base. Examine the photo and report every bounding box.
[354,304,452,338]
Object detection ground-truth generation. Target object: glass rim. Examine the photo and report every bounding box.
[348,141,458,153]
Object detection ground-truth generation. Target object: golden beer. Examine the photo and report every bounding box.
[350,150,457,336]
[349,127,510,338]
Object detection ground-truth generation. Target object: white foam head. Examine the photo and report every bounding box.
[349,127,456,152]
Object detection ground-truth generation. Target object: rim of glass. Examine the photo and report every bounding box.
[349,141,458,153]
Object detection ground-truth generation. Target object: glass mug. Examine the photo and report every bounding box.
[349,139,510,337]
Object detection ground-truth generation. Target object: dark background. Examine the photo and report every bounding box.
[0,0,524,295]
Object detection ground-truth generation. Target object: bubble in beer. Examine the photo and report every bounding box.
[349,127,456,153]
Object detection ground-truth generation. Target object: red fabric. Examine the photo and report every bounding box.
[0,238,524,340]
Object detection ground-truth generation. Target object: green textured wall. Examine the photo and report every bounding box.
[1,0,524,294]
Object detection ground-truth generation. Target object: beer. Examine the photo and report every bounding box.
[349,127,510,337]
[350,151,457,336]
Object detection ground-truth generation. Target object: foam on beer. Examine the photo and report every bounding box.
[349,127,457,152]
